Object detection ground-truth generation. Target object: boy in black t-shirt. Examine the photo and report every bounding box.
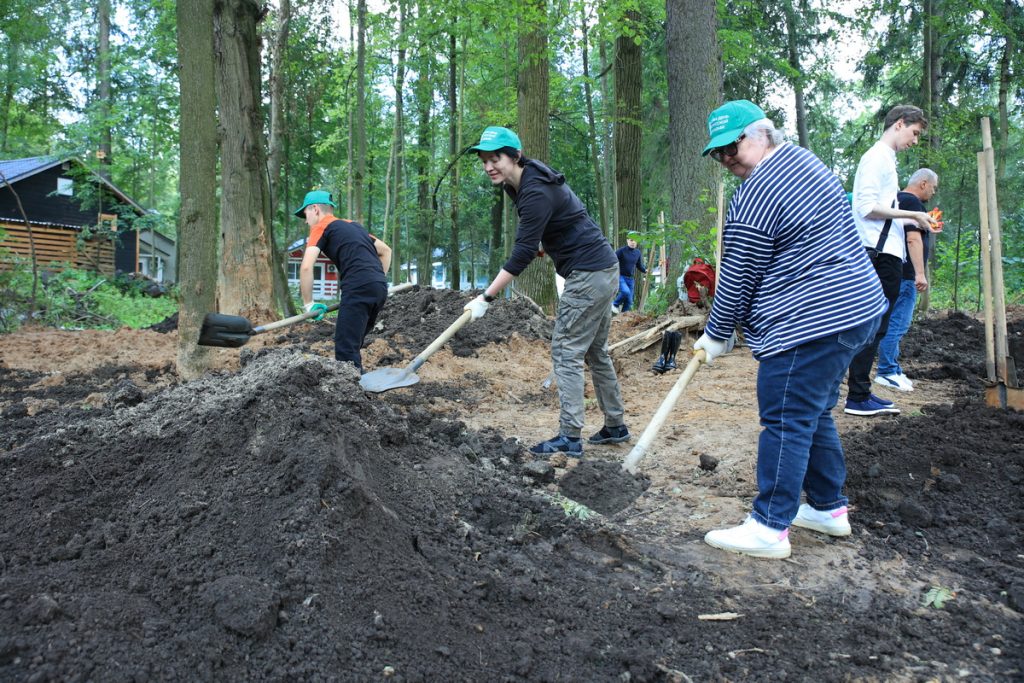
[294,190,392,372]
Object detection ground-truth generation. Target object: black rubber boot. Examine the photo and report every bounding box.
[664,331,683,371]
[651,333,671,374]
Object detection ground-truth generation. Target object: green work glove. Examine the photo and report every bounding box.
[304,302,328,321]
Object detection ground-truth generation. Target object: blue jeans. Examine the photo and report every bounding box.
[876,279,917,377]
[613,276,635,311]
[752,315,881,530]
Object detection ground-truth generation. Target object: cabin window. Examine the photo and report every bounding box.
[57,177,73,196]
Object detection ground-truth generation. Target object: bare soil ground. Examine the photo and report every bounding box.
[1,287,1022,682]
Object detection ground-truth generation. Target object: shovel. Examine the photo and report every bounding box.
[198,282,415,348]
[622,349,706,474]
[360,309,473,392]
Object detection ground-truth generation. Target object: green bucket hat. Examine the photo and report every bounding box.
[469,126,522,153]
[293,190,336,217]
[702,100,766,156]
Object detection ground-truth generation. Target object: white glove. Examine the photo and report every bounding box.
[464,295,489,320]
[694,332,735,364]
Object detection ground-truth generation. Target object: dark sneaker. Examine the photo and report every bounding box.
[844,397,900,416]
[869,393,895,408]
[588,425,631,444]
[529,434,583,456]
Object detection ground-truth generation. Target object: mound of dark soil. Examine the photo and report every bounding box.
[280,287,553,358]
[845,401,1024,599]
[902,311,1024,384]
[369,287,553,356]
[0,347,702,682]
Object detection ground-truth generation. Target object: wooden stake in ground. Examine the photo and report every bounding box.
[980,117,1022,409]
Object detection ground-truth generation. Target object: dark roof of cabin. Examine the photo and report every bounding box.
[0,155,148,215]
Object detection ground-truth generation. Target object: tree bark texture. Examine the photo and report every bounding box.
[782,2,808,149]
[213,0,277,321]
[447,27,460,290]
[175,0,219,380]
[391,0,406,282]
[665,0,722,304]
[97,0,112,179]
[354,0,368,222]
[515,0,556,311]
[614,10,642,245]
[581,6,607,238]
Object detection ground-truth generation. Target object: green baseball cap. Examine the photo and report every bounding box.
[293,189,336,217]
[702,100,765,156]
[469,126,522,153]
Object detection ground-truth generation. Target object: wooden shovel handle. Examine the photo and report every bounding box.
[622,349,706,474]
[407,310,473,374]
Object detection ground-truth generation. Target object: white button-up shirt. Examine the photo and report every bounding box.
[852,140,905,260]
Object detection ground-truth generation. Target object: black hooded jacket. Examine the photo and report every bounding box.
[502,159,616,278]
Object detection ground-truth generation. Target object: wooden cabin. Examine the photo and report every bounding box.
[0,156,175,282]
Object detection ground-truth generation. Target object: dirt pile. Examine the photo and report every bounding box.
[0,347,697,681]
[274,287,553,360]
[903,310,1024,384]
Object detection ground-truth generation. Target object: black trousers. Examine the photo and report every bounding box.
[846,252,902,402]
[334,281,388,371]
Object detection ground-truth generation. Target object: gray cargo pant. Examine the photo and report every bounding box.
[551,264,625,438]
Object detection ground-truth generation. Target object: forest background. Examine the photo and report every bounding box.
[0,0,1021,376]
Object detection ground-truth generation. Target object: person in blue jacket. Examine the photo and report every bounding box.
[463,126,629,456]
[612,232,647,312]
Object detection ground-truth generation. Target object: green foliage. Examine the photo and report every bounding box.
[0,265,177,332]
[642,284,669,316]
[922,586,955,609]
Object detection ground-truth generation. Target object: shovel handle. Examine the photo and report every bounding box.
[407,310,473,374]
[252,283,411,335]
[253,302,342,333]
[622,349,706,474]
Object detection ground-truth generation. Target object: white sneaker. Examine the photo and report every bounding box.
[874,373,913,392]
[704,517,791,559]
[792,504,851,537]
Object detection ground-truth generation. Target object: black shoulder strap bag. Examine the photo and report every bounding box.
[865,199,897,261]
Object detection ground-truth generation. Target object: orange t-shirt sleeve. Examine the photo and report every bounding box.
[307,222,327,249]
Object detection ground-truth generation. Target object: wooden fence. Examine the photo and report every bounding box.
[0,221,116,275]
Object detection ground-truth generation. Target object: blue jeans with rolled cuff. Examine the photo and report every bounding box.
[751,315,881,531]
[876,278,917,377]
[613,275,636,311]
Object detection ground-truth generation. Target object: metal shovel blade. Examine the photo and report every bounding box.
[198,313,255,348]
[359,366,420,392]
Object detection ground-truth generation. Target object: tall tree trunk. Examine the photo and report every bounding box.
[213,0,276,321]
[782,2,809,149]
[0,41,19,152]
[996,0,1013,182]
[97,0,113,179]
[614,9,642,246]
[581,5,607,237]
[354,0,367,221]
[392,0,406,282]
[446,26,460,289]
[267,0,290,219]
[175,0,218,379]
[414,18,434,287]
[665,0,722,305]
[267,0,293,314]
[515,0,555,310]
[599,37,616,233]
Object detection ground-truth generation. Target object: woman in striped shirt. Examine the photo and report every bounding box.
[695,100,887,559]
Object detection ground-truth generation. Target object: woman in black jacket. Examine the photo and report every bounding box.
[464,126,629,457]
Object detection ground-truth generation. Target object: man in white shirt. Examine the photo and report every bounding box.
[844,105,939,417]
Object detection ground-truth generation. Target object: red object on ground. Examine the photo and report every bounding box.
[683,258,716,303]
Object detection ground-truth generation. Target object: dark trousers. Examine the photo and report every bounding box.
[846,252,902,402]
[334,281,388,371]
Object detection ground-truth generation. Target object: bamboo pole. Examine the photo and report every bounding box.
[981,118,1012,387]
[976,152,997,383]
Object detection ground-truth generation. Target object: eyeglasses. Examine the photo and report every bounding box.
[710,135,745,162]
